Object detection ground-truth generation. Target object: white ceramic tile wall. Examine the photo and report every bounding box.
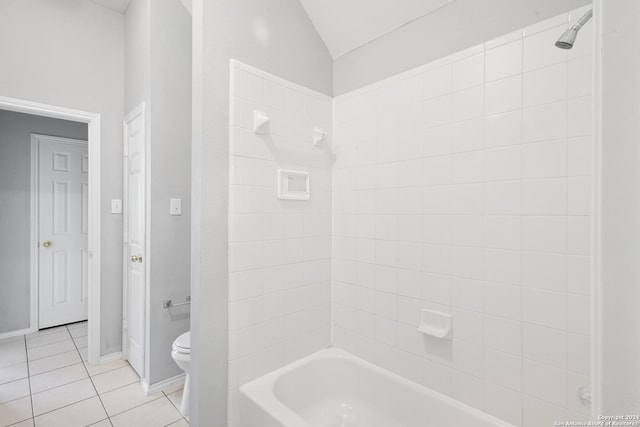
[228,61,333,425]
[332,6,592,427]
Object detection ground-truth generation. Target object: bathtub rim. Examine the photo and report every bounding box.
[239,346,516,427]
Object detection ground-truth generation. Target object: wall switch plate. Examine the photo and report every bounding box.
[111,199,122,214]
[170,198,182,216]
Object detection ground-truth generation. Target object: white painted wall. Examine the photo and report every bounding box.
[125,0,192,386]
[0,0,124,355]
[332,7,593,426]
[228,61,333,425]
[0,111,88,334]
[333,0,591,95]
[598,0,640,415]
[191,0,332,425]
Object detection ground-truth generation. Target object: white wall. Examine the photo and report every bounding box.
[333,0,591,95]
[125,0,192,386]
[191,0,333,425]
[0,0,124,355]
[598,0,640,415]
[228,61,333,425]
[0,111,88,334]
[332,8,593,426]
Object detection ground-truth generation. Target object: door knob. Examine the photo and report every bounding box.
[130,254,143,263]
[42,241,52,248]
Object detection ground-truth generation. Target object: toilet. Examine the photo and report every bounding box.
[171,331,191,416]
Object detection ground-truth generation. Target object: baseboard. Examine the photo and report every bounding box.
[141,373,186,396]
[0,327,34,341]
[98,352,123,364]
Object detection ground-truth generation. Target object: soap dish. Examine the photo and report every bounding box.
[417,309,452,339]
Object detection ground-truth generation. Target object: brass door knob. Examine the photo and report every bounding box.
[130,254,143,263]
[42,241,52,248]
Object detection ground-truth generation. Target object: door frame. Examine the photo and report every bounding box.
[122,102,150,382]
[30,134,89,330]
[0,95,102,366]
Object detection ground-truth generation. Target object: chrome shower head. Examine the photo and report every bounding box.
[555,28,579,49]
[555,9,593,50]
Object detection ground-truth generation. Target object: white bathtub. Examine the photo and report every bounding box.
[239,348,515,427]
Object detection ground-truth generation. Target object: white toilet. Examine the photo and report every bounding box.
[171,331,191,416]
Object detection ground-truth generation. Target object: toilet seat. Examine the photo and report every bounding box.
[173,331,190,353]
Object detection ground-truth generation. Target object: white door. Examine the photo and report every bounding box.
[125,107,146,377]
[37,135,88,329]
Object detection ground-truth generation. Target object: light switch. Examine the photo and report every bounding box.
[111,199,122,214]
[170,198,182,216]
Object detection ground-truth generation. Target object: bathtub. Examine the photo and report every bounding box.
[239,348,514,427]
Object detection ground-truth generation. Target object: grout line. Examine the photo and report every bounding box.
[27,344,79,363]
[106,393,166,419]
[69,324,112,426]
[23,334,35,422]
[27,350,83,377]
[163,389,189,423]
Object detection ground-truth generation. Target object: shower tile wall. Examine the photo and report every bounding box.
[332,7,592,427]
[228,62,333,425]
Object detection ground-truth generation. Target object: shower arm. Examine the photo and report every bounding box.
[572,9,593,31]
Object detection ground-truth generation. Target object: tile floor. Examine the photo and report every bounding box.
[0,322,188,427]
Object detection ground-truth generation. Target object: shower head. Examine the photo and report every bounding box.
[555,28,579,49]
[555,9,593,49]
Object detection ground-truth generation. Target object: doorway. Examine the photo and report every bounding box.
[31,134,88,329]
[0,96,102,365]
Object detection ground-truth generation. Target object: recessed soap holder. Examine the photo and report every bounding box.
[277,169,310,200]
[417,309,452,339]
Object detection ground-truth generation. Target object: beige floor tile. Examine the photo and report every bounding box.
[26,332,70,350]
[29,364,88,394]
[0,395,32,426]
[28,326,67,337]
[68,327,87,339]
[166,390,183,412]
[71,336,87,349]
[91,366,138,394]
[161,382,184,396]
[27,340,76,362]
[0,338,24,352]
[33,396,107,427]
[29,351,81,376]
[32,378,96,416]
[65,322,87,331]
[100,382,163,416]
[110,397,182,427]
[86,420,110,427]
[0,345,27,370]
[84,359,128,377]
[0,378,30,404]
[0,364,28,386]
[78,348,88,363]
[8,418,34,427]
[0,336,24,346]
[166,419,189,427]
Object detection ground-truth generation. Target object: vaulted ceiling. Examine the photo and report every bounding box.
[85,0,191,15]
[86,0,457,60]
[86,0,131,13]
[298,0,456,59]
